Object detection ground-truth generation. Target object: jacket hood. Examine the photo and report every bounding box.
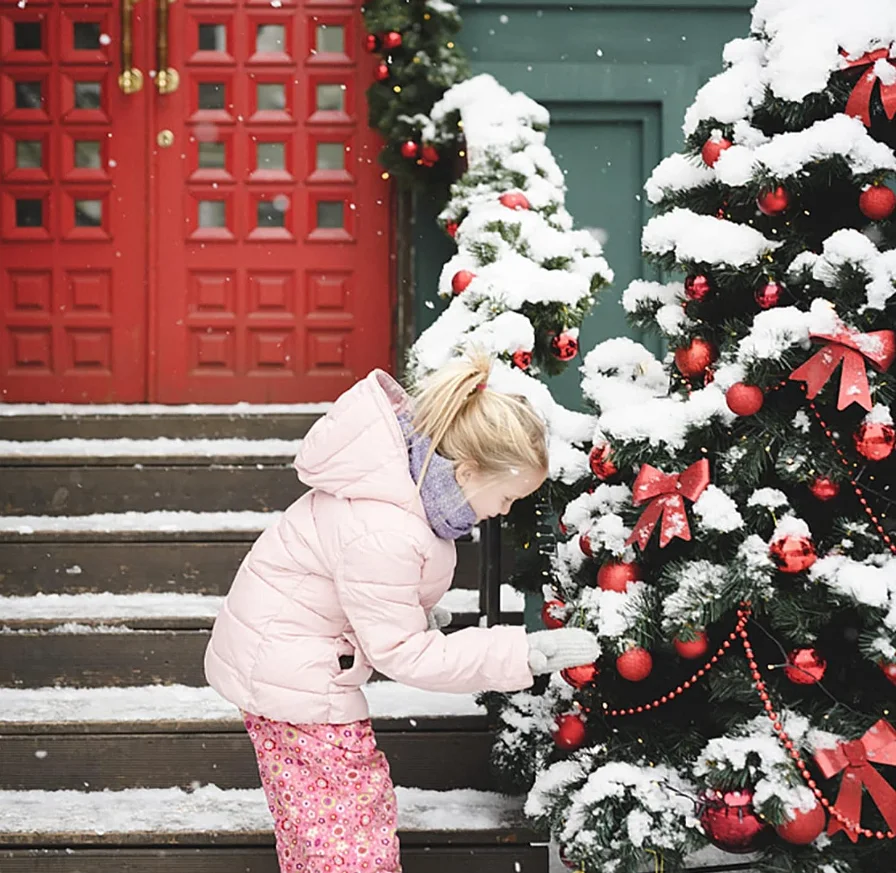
[294,370,423,512]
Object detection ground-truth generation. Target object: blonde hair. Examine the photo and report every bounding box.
[410,351,549,486]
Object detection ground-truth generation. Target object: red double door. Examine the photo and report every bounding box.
[1,0,393,402]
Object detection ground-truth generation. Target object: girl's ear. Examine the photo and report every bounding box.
[454,460,477,487]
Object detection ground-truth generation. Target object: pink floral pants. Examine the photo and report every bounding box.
[244,713,401,873]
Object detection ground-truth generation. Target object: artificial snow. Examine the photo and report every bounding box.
[0,510,278,535]
[692,486,744,533]
[811,553,896,628]
[0,438,299,459]
[644,153,714,204]
[662,561,728,631]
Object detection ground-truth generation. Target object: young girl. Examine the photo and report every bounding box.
[205,354,599,873]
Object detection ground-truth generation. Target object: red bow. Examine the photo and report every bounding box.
[789,325,895,411]
[841,47,896,127]
[815,719,896,843]
[625,459,710,550]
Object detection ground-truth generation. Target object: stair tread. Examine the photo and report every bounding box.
[0,785,535,845]
[0,403,331,417]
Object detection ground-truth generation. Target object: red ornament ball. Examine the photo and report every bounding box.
[558,849,579,870]
[674,338,718,378]
[551,332,579,361]
[589,442,618,480]
[674,631,709,660]
[400,140,419,160]
[770,534,817,574]
[552,713,587,750]
[451,270,475,295]
[364,33,379,53]
[776,801,827,845]
[499,191,530,211]
[381,30,403,50]
[420,144,439,166]
[561,662,600,689]
[685,274,712,302]
[784,648,827,685]
[616,647,653,682]
[700,789,769,854]
[511,349,532,371]
[854,421,896,462]
[701,136,732,167]
[757,186,790,215]
[579,533,593,558]
[809,476,840,501]
[726,383,764,416]
[445,221,458,238]
[755,280,783,309]
[541,599,567,630]
[859,183,896,221]
[374,62,390,82]
[879,661,896,686]
[597,560,642,592]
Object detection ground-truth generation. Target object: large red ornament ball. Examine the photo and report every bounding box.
[809,476,840,501]
[701,136,732,167]
[552,713,587,750]
[754,280,783,309]
[616,647,653,682]
[400,140,419,160]
[597,560,642,592]
[674,631,709,660]
[685,274,712,302]
[725,383,764,416]
[589,442,618,480]
[381,30,403,50]
[674,338,718,378]
[558,849,579,870]
[374,62,390,82]
[854,421,896,462]
[700,789,769,854]
[541,599,567,630]
[879,661,896,686]
[363,33,379,53]
[757,186,790,215]
[445,221,459,238]
[776,801,827,845]
[784,648,827,685]
[551,332,579,361]
[451,270,475,295]
[859,183,896,221]
[420,144,439,166]
[770,534,817,574]
[579,533,593,557]
[511,349,532,370]
[561,662,599,689]
[499,191,530,211]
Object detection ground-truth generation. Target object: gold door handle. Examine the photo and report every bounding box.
[155,0,179,94]
[118,0,144,94]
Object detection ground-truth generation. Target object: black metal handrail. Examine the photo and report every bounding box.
[478,518,503,627]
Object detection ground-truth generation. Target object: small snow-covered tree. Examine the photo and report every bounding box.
[489,2,896,871]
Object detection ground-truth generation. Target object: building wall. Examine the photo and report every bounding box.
[412,0,752,409]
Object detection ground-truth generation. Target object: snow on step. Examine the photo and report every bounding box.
[0,402,331,416]
[0,437,299,458]
[0,785,522,835]
[0,510,279,535]
[439,584,524,613]
[0,682,485,725]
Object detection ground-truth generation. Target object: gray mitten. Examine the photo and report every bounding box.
[426,605,453,631]
[527,628,600,675]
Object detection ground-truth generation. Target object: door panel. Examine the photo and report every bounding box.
[0,0,148,402]
[151,0,393,403]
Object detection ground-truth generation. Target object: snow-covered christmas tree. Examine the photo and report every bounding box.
[489,2,896,871]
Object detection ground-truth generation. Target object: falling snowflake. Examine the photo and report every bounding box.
[272,194,290,212]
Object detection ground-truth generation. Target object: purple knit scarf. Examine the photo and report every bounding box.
[398,414,477,540]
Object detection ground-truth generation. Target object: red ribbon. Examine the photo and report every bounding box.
[625,459,710,550]
[841,47,896,127]
[789,325,895,411]
[815,719,896,843]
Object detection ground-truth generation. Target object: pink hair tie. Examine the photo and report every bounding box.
[476,382,487,392]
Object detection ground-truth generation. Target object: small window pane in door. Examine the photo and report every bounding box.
[14,22,42,50]
[15,82,42,109]
[258,199,286,228]
[198,201,226,228]
[316,143,344,171]
[75,141,102,169]
[257,142,285,170]
[316,201,343,229]
[198,142,226,168]
[15,141,42,169]
[257,84,285,111]
[16,199,43,227]
[315,84,343,112]
[198,24,226,51]
[75,200,102,227]
[316,25,344,54]
[198,83,225,110]
[73,22,101,49]
[257,25,284,53]
[74,82,101,109]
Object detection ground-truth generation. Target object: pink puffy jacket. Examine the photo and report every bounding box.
[204,369,534,724]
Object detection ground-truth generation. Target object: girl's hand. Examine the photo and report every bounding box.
[426,605,453,631]
[526,628,600,675]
